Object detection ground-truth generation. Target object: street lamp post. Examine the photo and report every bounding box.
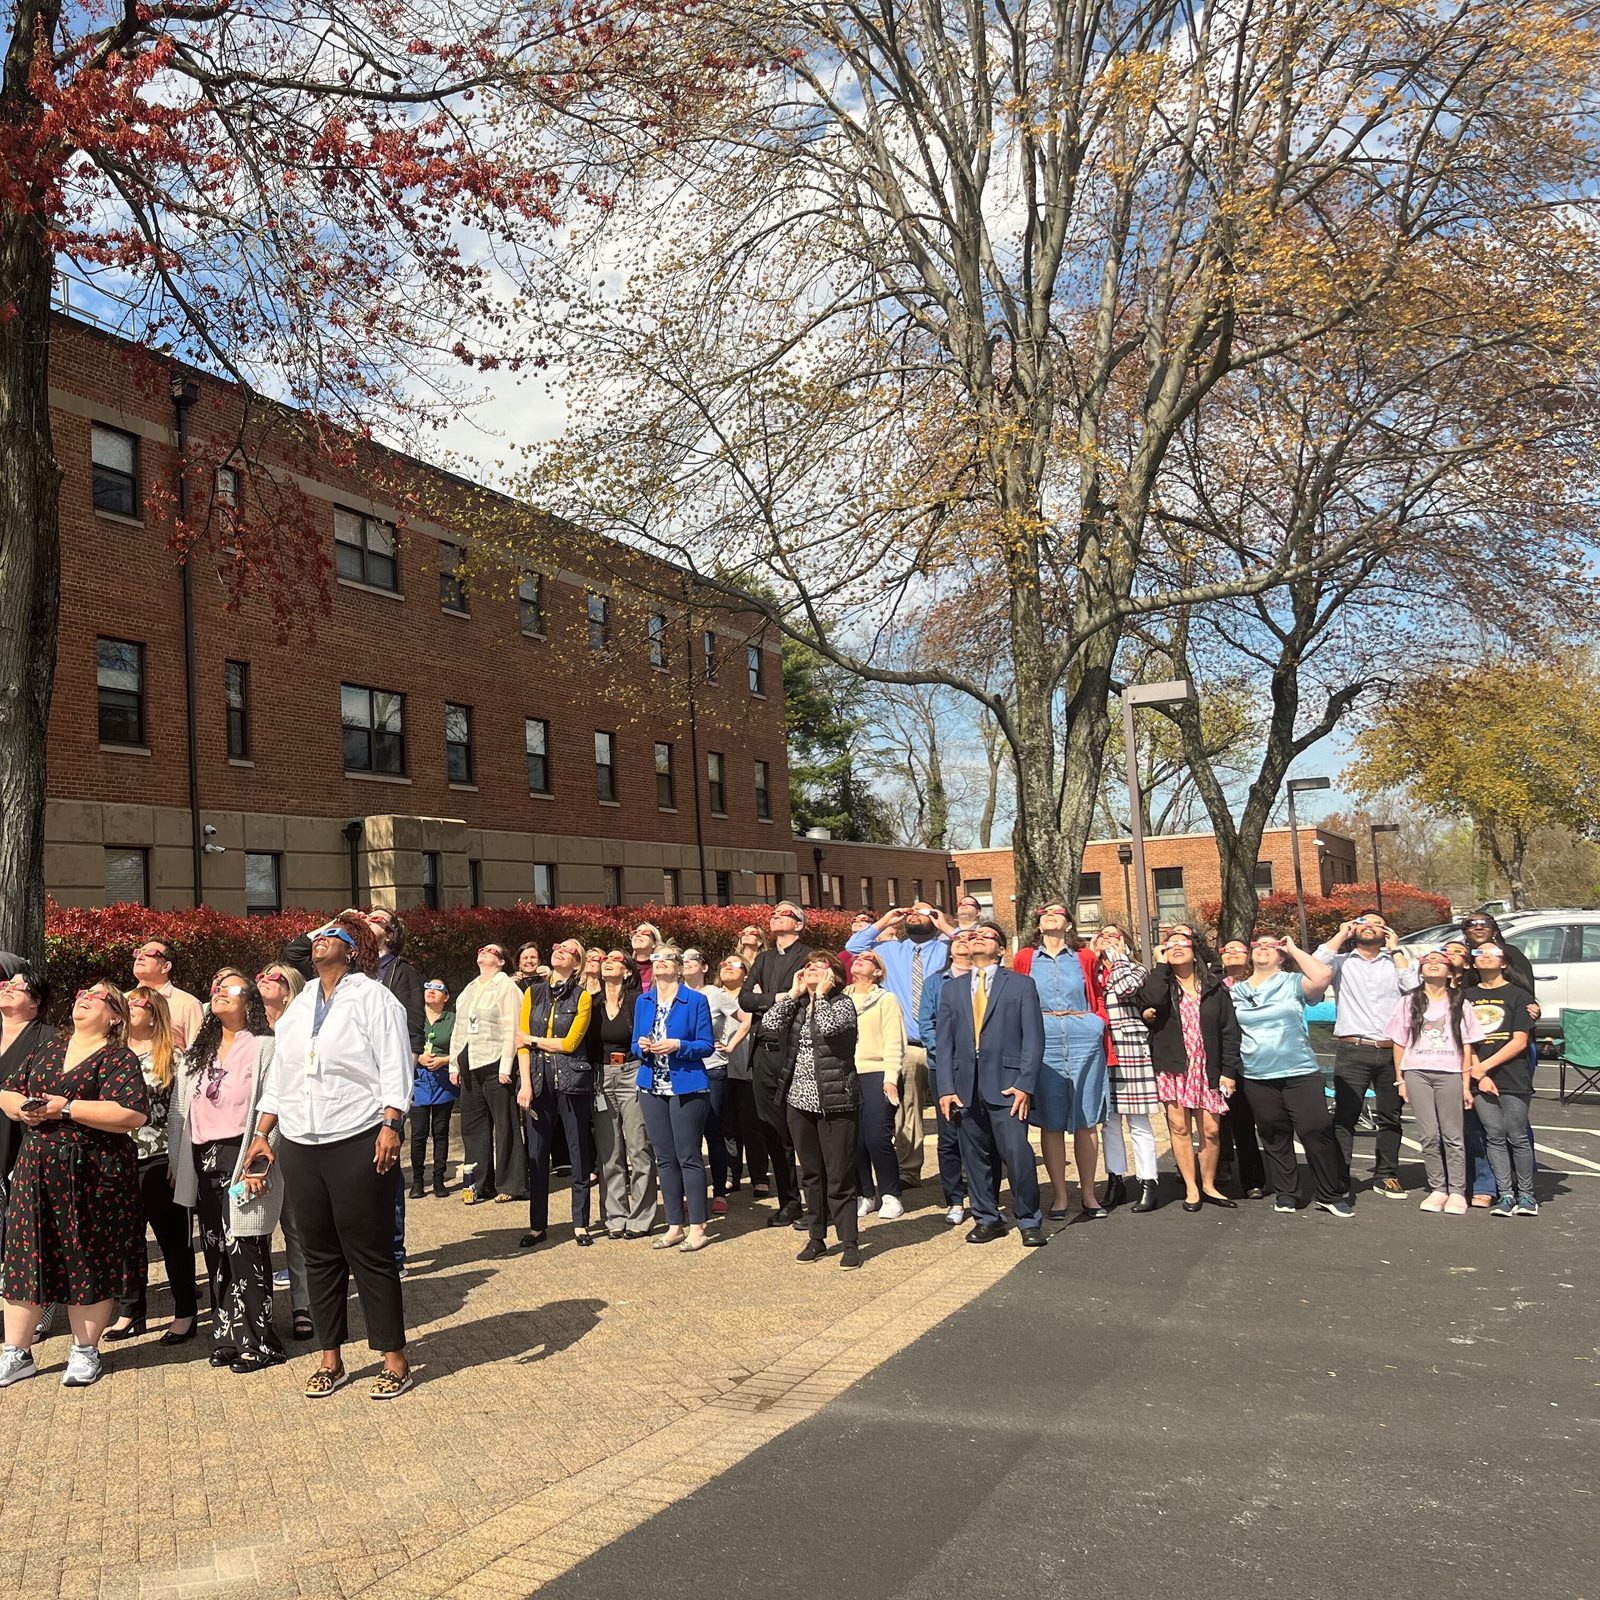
[1122,679,1197,959]
[1116,842,1134,950]
[1371,823,1400,922]
[1286,776,1332,948]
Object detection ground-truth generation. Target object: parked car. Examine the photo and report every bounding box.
[1496,912,1600,1038]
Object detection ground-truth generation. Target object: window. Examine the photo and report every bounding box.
[754,760,772,821]
[244,852,281,915]
[755,872,782,900]
[91,425,138,517]
[1152,866,1187,925]
[595,730,617,803]
[334,507,398,591]
[445,703,473,784]
[468,859,482,908]
[519,571,544,636]
[965,878,993,916]
[859,876,873,910]
[341,684,405,774]
[715,870,732,906]
[1253,861,1274,899]
[655,742,675,809]
[913,878,925,903]
[532,863,557,907]
[603,864,623,905]
[525,717,550,794]
[421,851,441,910]
[96,638,144,747]
[662,868,681,906]
[826,873,845,907]
[214,464,239,511]
[747,644,764,696]
[933,879,946,908]
[438,542,468,613]
[1507,924,1567,963]
[1577,924,1600,962]
[224,660,249,760]
[648,612,668,669]
[104,846,148,906]
[886,877,899,906]
[1076,872,1102,930]
[587,592,609,652]
[707,751,726,815]
[702,630,717,680]
[799,874,813,907]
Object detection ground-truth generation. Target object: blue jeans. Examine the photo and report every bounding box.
[856,1071,901,1200]
[704,1071,729,1195]
[638,1090,710,1226]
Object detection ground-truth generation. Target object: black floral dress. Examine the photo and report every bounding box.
[1,1037,148,1304]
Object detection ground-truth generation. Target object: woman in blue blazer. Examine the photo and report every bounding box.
[634,947,716,1252]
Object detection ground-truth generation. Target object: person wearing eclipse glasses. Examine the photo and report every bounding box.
[243,912,415,1400]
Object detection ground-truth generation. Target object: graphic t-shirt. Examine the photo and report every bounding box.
[1385,995,1485,1074]
[1463,983,1535,1096]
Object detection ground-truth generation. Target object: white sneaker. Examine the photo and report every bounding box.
[61,1343,102,1388]
[944,1205,966,1226]
[856,1196,873,1219]
[877,1194,905,1220]
[0,1346,37,1388]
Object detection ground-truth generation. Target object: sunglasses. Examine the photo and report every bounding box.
[76,988,114,1004]
[1463,920,1492,929]
[256,970,284,984]
[210,982,247,998]
[126,995,152,1009]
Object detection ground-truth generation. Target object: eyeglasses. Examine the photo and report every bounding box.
[134,946,169,961]
[126,995,152,1009]
[256,970,284,984]
[76,989,113,1004]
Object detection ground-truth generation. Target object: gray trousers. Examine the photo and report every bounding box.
[279,1191,311,1313]
[1405,1071,1467,1194]
[595,1061,658,1236]
[1474,1090,1535,1198]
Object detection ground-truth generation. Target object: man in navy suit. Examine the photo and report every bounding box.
[934,921,1047,1247]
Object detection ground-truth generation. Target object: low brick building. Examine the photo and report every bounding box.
[954,826,1358,940]
[45,312,812,912]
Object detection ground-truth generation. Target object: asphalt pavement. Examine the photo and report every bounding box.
[541,1091,1600,1600]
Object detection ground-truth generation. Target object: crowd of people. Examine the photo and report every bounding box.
[0,898,1544,1395]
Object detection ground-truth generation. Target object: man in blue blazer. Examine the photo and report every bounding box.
[934,921,1047,1246]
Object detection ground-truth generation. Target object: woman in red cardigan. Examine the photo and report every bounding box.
[1012,904,1114,1220]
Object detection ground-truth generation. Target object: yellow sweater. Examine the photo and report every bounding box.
[850,986,906,1081]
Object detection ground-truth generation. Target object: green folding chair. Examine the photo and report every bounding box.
[1558,1010,1600,1104]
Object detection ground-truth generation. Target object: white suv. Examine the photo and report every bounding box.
[1496,912,1600,1036]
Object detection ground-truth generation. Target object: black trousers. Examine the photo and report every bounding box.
[722,1077,768,1190]
[115,1157,198,1323]
[526,1082,596,1233]
[459,1060,527,1199]
[1332,1040,1401,1182]
[752,1052,799,1206]
[410,1102,455,1188]
[787,1104,859,1245]
[278,1127,406,1353]
[1242,1073,1346,1205]
[1220,1089,1266,1192]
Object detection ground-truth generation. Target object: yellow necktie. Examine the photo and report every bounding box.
[972,970,987,1038]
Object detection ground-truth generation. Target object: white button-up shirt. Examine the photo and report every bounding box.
[259,971,413,1144]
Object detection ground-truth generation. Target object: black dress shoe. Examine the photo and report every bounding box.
[208,1348,239,1367]
[1131,1180,1160,1213]
[1181,1199,1202,1214]
[104,1320,145,1342]
[1078,1203,1109,1220]
[965,1222,1008,1244]
[1245,1186,1267,1200]
[160,1319,198,1346]
[767,1201,802,1228]
[1019,1226,1047,1248]
[433,1180,449,1198]
[795,1239,827,1262]
[574,1230,593,1247]
[1104,1173,1127,1211]
[1201,1193,1239,1209]
[517,1231,546,1250]
[409,1180,425,1200]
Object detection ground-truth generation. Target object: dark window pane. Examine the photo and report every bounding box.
[367,551,397,591]
[374,730,405,774]
[343,727,371,770]
[335,542,365,581]
[104,847,148,906]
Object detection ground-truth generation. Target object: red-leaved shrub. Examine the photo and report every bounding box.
[1196,882,1450,943]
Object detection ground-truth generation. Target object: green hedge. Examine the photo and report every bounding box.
[41,900,855,1021]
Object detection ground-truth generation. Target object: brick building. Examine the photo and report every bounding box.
[954,825,1358,940]
[44,312,819,913]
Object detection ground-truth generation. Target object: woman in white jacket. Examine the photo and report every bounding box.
[449,944,525,1204]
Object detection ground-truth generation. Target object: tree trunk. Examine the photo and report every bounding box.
[0,11,63,966]
[924,735,948,852]
[976,713,1001,850]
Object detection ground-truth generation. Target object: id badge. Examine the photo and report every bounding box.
[469,1016,480,1036]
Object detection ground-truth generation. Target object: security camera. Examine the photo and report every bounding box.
[203,843,227,855]
[202,824,218,837]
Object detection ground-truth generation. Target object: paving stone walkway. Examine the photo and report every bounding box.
[0,1134,1029,1599]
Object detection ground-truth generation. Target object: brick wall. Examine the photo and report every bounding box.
[790,837,956,915]
[46,315,790,906]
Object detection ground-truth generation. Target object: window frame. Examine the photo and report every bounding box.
[702,629,717,681]
[595,729,618,803]
[1252,861,1274,898]
[91,424,139,518]
[445,701,474,785]
[340,682,407,775]
[603,864,623,906]
[715,870,732,906]
[518,570,545,637]
[662,868,681,906]
[437,541,469,615]
[587,592,609,653]
[104,845,149,907]
[244,850,282,916]
[224,659,250,760]
[707,750,727,816]
[754,759,772,821]
[648,611,668,670]
[533,862,557,907]
[96,636,145,748]
[421,850,441,911]
[525,716,551,795]
[654,741,676,810]
[747,644,764,696]
[333,506,399,592]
